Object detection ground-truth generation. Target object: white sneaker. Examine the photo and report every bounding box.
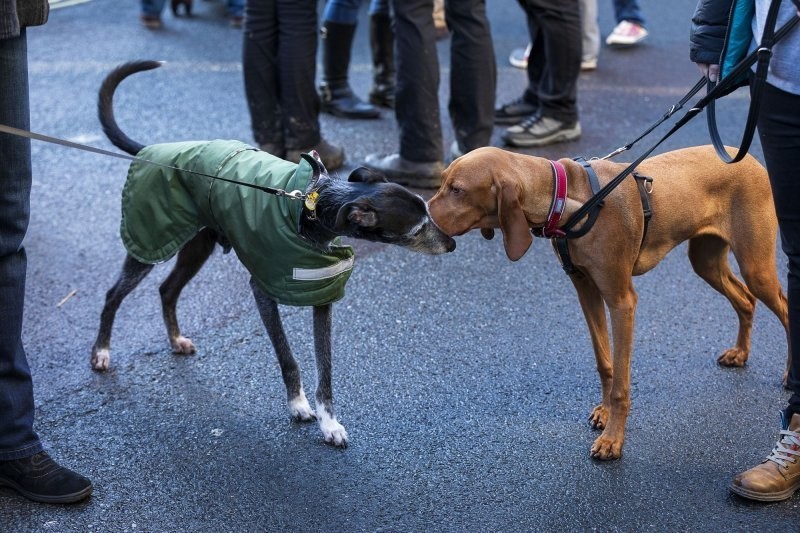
[605,20,648,46]
[508,43,532,69]
[581,56,598,71]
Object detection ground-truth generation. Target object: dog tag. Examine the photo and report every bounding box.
[304,191,319,211]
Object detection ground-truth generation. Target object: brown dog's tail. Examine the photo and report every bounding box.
[97,60,163,155]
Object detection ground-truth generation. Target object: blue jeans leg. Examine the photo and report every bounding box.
[0,29,44,462]
[140,0,167,17]
[612,0,645,26]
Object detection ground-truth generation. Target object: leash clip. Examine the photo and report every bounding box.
[281,189,307,200]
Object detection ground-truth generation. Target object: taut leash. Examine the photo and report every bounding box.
[0,122,308,201]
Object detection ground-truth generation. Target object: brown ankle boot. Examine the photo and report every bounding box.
[730,411,800,502]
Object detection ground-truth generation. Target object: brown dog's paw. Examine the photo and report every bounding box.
[588,405,608,430]
[717,347,748,367]
[170,336,196,355]
[590,433,623,461]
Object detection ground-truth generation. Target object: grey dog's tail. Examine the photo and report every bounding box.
[98,60,163,155]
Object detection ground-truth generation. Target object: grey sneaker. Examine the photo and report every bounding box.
[502,115,581,147]
[495,96,539,125]
[363,153,444,188]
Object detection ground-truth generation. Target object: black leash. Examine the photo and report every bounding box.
[0,122,308,201]
[562,6,799,237]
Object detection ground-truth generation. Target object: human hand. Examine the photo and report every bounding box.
[697,63,720,82]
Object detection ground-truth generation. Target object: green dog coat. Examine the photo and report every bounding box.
[120,140,354,306]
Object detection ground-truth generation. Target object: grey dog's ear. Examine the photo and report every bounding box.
[348,167,388,184]
[334,200,378,229]
[494,177,532,261]
[301,152,329,177]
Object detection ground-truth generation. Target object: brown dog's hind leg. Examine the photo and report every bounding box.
[91,255,154,371]
[159,229,217,355]
[688,235,756,368]
[733,240,791,385]
[571,274,613,430]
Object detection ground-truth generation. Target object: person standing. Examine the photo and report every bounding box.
[495,0,583,148]
[318,0,391,119]
[691,0,800,502]
[0,0,93,503]
[362,0,496,188]
[242,0,345,170]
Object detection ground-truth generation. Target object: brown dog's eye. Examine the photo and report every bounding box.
[450,185,462,195]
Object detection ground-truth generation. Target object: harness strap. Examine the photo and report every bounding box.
[532,160,568,239]
[633,173,653,244]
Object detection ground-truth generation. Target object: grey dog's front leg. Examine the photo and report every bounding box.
[313,304,348,447]
[250,279,315,422]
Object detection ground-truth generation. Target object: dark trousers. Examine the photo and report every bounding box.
[242,0,320,150]
[756,82,800,410]
[0,30,44,461]
[391,0,496,162]
[519,0,581,123]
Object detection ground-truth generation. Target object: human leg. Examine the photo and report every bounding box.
[730,82,800,502]
[445,0,496,155]
[140,0,167,28]
[502,0,582,147]
[606,0,648,46]
[319,0,380,119]
[581,0,600,68]
[368,0,395,108]
[362,0,443,187]
[0,29,92,504]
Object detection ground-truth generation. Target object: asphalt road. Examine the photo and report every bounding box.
[2,0,798,530]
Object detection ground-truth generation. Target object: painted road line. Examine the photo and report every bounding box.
[50,0,94,9]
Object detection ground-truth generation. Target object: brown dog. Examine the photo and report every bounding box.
[428,145,789,460]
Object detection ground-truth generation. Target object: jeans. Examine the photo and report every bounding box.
[322,0,389,24]
[0,29,44,462]
[520,0,582,123]
[141,0,244,17]
[242,0,320,150]
[756,82,800,411]
[612,0,645,26]
[390,0,495,162]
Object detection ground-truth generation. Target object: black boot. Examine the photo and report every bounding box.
[368,13,395,109]
[319,21,380,120]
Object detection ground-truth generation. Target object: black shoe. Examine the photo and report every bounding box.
[320,84,381,119]
[494,96,539,125]
[363,153,443,188]
[368,83,395,109]
[286,138,345,171]
[0,451,92,504]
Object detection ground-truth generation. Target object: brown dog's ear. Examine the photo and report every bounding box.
[495,178,532,261]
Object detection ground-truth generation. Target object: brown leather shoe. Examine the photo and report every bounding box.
[286,138,345,171]
[730,411,800,502]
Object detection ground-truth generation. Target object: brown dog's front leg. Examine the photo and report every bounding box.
[590,287,637,461]
[313,304,348,447]
[250,279,316,422]
[570,274,613,430]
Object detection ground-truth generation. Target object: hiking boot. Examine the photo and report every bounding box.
[495,96,538,125]
[0,451,92,504]
[605,20,648,47]
[730,410,800,502]
[363,153,443,188]
[502,115,581,147]
[286,138,345,171]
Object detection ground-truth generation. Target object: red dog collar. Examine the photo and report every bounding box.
[541,160,568,238]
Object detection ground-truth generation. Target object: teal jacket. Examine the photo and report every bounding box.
[121,140,354,307]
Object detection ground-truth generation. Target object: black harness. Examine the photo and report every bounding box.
[543,157,653,276]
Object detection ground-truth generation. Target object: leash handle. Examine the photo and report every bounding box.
[564,7,799,234]
[0,122,306,200]
[705,2,798,164]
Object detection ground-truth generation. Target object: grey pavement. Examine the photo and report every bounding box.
[2,0,798,530]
